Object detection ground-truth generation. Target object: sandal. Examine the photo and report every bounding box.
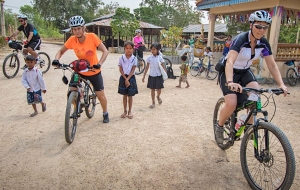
[149,104,155,108]
[30,112,38,117]
[157,96,162,104]
[121,111,127,118]
[42,103,46,112]
[127,112,133,119]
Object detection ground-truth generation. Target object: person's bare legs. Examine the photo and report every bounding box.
[95,90,109,123]
[30,104,38,117]
[185,81,190,88]
[96,90,107,113]
[176,79,181,88]
[121,95,127,118]
[150,89,155,108]
[128,96,133,119]
[25,47,38,58]
[156,89,162,104]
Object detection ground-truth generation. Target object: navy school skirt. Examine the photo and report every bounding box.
[118,75,138,96]
[147,75,164,89]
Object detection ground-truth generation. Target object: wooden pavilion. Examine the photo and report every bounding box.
[61,14,164,50]
[196,0,300,79]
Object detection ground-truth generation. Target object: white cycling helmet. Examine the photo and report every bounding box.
[17,14,28,20]
[249,10,272,24]
[135,29,142,34]
[68,16,85,27]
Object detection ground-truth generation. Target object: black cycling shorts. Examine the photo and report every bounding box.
[24,39,41,51]
[133,49,143,58]
[219,68,257,96]
[69,72,104,91]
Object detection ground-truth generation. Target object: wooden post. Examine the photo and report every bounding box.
[207,14,216,50]
[0,0,5,36]
[262,8,282,78]
[97,25,100,38]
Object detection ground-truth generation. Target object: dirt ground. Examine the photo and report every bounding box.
[0,43,299,189]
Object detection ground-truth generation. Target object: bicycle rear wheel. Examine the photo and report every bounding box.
[3,53,20,79]
[240,122,295,190]
[163,57,172,68]
[206,65,218,80]
[286,68,298,86]
[135,58,146,75]
[65,91,79,144]
[190,62,200,77]
[84,82,97,118]
[213,97,235,150]
[37,52,51,74]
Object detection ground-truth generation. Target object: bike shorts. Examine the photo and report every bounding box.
[219,68,257,96]
[79,72,104,91]
[24,39,41,51]
[134,49,143,58]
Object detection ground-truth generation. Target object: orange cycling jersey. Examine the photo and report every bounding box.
[65,33,102,76]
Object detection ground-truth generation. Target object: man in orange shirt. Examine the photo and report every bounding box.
[52,16,110,123]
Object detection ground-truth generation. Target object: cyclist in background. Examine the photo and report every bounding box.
[214,10,288,144]
[9,14,42,69]
[133,29,145,66]
[52,16,110,123]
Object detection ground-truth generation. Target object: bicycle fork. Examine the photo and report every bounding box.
[252,110,269,163]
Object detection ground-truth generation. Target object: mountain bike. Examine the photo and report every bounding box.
[285,59,300,86]
[2,40,51,79]
[55,62,98,144]
[213,87,295,190]
[190,57,218,80]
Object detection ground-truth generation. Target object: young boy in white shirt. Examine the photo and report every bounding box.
[22,55,46,117]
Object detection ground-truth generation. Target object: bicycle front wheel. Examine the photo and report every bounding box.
[190,62,200,77]
[206,65,218,80]
[240,122,295,190]
[135,58,146,75]
[3,53,20,79]
[213,97,235,150]
[37,52,51,74]
[65,91,79,144]
[286,68,298,86]
[163,57,172,68]
[84,82,96,118]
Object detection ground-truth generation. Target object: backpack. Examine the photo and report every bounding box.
[70,59,90,73]
[167,66,177,79]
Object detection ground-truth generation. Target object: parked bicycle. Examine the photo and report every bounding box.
[285,59,300,86]
[213,87,295,189]
[190,57,218,80]
[55,62,98,144]
[2,40,51,79]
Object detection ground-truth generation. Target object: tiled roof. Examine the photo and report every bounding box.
[183,23,227,33]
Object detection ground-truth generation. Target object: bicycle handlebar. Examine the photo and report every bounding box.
[241,87,289,95]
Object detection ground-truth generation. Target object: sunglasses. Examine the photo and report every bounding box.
[254,24,269,30]
[18,20,24,23]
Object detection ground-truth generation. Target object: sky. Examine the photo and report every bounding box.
[5,0,207,23]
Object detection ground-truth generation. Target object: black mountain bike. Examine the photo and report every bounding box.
[213,87,295,190]
[3,40,51,79]
[55,62,97,144]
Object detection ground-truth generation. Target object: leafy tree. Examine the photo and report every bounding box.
[95,2,119,17]
[134,0,203,28]
[110,7,139,46]
[278,24,299,43]
[32,0,102,29]
[160,26,183,55]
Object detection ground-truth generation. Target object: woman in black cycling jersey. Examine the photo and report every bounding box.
[214,10,288,144]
